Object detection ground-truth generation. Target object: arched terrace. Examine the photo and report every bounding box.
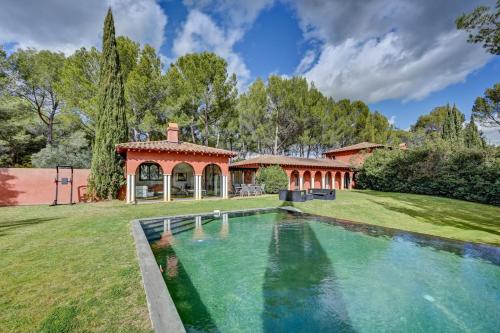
[202,163,223,198]
[303,171,312,190]
[334,172,342,189]
[290,170,300,190]
[134,162,164,200]
[325,171,332,189]
[344,172,351,190]
[314,171,322,189]
[171,162,196,199]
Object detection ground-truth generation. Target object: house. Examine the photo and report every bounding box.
[116,123,237,203]
[324,142,386,167]
[229,155,355,191]
[116,123,385,203]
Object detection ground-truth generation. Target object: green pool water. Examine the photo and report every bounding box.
[151,210,500,333]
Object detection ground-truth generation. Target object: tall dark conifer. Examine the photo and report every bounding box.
[464,115,485,148]
[89,8,128,199]
[442,104,464,145]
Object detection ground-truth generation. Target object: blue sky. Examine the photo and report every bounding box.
[0,0,498,139]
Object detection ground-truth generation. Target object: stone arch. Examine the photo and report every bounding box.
[344,172,351,190]
[134,162,164,200]
[303,171,312,190]
[334,171,342,189]
[314,171,322,189]
[202,163,222,197]
[290,170,300,190]
[171,162,195,199]
[325,171,332,189]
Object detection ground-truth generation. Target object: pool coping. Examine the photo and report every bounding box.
[131,206,290,333]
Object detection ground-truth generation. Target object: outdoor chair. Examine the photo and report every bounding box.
[252,185,262,195]
[240,184,251,196]
[232,184,241,196]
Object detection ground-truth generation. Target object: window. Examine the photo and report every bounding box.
[139,163,162,181]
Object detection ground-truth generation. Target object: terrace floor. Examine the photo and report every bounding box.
[0,190,498,332]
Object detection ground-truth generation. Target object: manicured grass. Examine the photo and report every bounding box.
[0,191,498,332]
[294,190,500,246]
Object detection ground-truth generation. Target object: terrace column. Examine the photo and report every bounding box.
[321,173,326,189]
[131,174,136,202]
[222,175,228,199]
[340,172,345,190]
[126,174,131,203]
[163,174,171,202]
[194,174,202,200]
[299,174,304,191]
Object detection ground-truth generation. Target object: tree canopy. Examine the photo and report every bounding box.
[456,0,500,55]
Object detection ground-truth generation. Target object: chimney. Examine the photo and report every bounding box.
[167,123,179,143]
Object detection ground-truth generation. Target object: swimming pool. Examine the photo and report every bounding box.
[149,209,500,332]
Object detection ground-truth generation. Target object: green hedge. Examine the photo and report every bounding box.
[256,165,289,194]
[356,143,500,205]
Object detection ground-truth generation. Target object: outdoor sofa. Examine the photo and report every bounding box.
[279,190,313,202]
[308,188,336,200]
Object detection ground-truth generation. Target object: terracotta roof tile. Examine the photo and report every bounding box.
[325,142,385,154]
[116,140,237,156]
[230,155,351,169]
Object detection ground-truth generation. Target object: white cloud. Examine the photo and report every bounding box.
[388,116,396,126]
[0,0,167,54]
[478,123,500,146]
[294,49,316,74]
[292,0,494,103]
[183,0,274,28]
[172,10,251,88]
[303,31,490,103]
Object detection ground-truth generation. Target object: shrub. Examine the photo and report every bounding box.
[256,165,288,194]
[31,131,92,169]
[356,142,500,205]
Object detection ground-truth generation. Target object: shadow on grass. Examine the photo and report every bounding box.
[0,217,61,236]
[356,191,500,235]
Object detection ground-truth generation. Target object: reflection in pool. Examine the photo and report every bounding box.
[150,210,500,333]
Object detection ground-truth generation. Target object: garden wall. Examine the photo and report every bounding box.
[0,168,90,206]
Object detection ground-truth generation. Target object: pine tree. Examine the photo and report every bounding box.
[89,8,128,199]
[464,115,485,148]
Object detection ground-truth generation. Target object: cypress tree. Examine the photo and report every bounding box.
[442,105,456,141]
[89,8,128,199]
[442,104,464,146]
[464,115,485,148]
[452,105,464,145]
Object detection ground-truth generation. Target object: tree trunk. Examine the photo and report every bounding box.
[204,107,209,146]
[190,124,196,143]
[47,111,56,146]
[273,124,278,155]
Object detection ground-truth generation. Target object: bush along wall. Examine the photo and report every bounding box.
[256,165,289,194]
[355,143,500,205]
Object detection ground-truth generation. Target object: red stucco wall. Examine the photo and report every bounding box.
[325,149,374,166]
[0,168,90,206]
[124,150,230,176]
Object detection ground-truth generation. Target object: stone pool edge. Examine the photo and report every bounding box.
[131,206,292,333]
[131,219,186,333]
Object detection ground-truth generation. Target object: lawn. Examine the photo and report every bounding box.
[0,190,498,332]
